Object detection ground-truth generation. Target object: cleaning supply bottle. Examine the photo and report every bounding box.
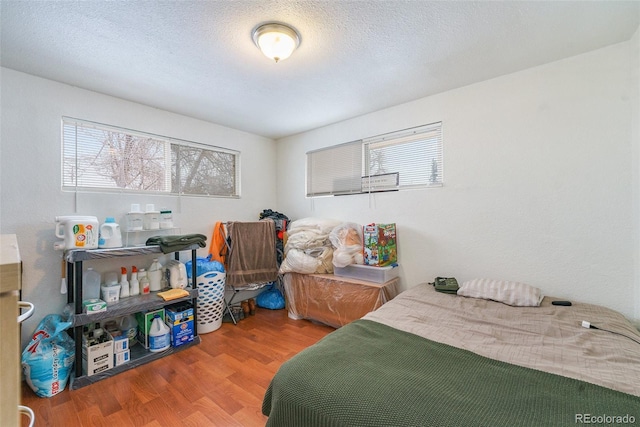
[119,315,138,347]
[148,258,162,292]
[130,266,140,296]
[82,268,101,300]
[119,267,130,298]
[139,268,150,295]
[98,217,123,248]
[148,314,170,352]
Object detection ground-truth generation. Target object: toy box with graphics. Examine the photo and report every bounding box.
[363,223,397,267]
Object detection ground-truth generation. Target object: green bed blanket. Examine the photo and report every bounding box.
[262,319,640,427]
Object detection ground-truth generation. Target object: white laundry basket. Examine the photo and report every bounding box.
[196,271,226,334]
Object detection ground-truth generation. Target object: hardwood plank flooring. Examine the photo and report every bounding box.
[20,308,335,427]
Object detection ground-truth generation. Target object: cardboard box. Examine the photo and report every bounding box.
[363,223,397,267]
[112,333,129,353]
[82,334,113,376]
[170,320,195,348]
[114,349,130,366]
[166,303,194,348]
[83,299,107,314]
[165,303,194,325]
[135,308,165,349]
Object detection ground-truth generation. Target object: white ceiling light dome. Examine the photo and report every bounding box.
[252,22,301,63]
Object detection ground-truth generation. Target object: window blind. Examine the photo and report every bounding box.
[62,117,240,197]
[306,140,363,197]
[305,121,443,197]
[364,122,443,188]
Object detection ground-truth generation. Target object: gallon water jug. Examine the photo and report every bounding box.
[119,315,138,347]
[148,315,170,352]
[98,217,123,248]
[82,268,101,300]
[54,215,99,250]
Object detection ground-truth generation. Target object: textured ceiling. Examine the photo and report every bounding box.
[1,1,639,139]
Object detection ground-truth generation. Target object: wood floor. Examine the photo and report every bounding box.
[20,308,335,427]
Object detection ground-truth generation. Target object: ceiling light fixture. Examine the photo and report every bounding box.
[252,22,300,63]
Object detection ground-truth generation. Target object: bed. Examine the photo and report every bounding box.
[262,282,640,426]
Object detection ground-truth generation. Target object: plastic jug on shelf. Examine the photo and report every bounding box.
[119,315,138,347]
[165,260,187,289]
[99,217,123,248]
[82,268,101,300]
[148,315,170,352]
[54,215,99,250]
[148,258,163,292]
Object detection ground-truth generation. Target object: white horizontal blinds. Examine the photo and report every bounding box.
[62,117,239,197]
[63,118,170,191]
[364,122,443,188]
[307,140,363,196]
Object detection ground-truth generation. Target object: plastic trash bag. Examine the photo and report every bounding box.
[329,222,364,268]
[256,283,285,310]
[21,314,75,397]
[185,253,225,278]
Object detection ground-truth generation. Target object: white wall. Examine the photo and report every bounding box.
[2,31,638,348]
[276,38,640,326]
[0,68,278,346]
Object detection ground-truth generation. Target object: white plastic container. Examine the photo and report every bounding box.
[333,263,399,283]
[139,268,150,294]
[54,215,99,250]
[148,259,163,292]
[98,217,123,248]
[159,209,173,229]
[130,266,140,296]
[148,315,170,352]
[104,271,118,287]
[126,204,144,231]
[144,204,160,230]
[165,260,187,289]
[119,315,138,347]
[119,267,130,298]
[82,268,101,300]
[101,284,121,304]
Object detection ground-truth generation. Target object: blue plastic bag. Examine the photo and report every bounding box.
[21,314,75,397]
[185,254,225,278]
[256,283,285,310]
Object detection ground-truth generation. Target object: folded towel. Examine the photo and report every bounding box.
[157,288,190,301]
[146,234,207,254]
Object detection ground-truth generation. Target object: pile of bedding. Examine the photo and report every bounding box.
[279,218,341,274]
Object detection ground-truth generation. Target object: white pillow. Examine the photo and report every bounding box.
[457,278,543,307]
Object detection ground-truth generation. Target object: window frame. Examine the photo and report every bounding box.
[306,121,443,197]
[61,117,241,198]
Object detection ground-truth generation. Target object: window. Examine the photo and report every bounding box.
[306,140,363,197]
[306,122,442,197]
[62,118,240,197]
